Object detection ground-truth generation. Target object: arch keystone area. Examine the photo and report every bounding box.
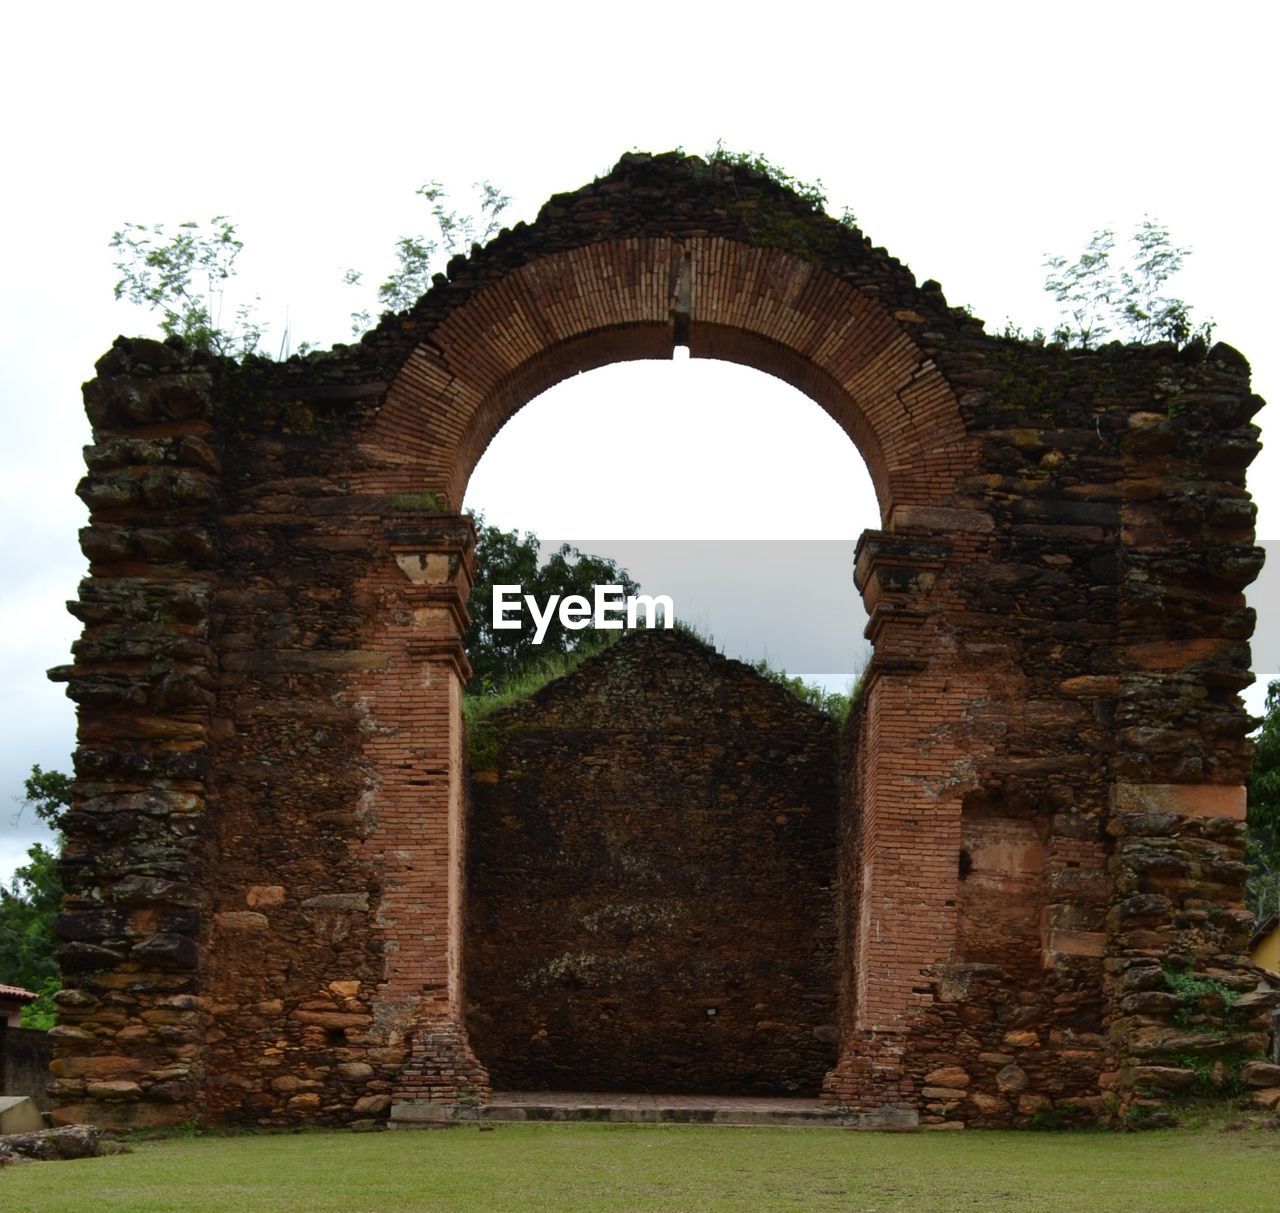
[52,151,1266,1130]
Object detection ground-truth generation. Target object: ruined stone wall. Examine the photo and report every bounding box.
[465,630,839,1094]
[1102,345,1274,1122]
[956,340,1268,1126]
[197,361,399,1125]
[50,152,1267,1129]
[828,337,1269,1127]
[49,343,222,1125]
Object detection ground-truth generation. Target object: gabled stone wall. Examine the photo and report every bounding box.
[466,630,839,1094]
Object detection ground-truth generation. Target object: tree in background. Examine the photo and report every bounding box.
[0,766,70,1029]
[1247,680,1280,923]
[1043,217,1214,348]
[465,516,641,695]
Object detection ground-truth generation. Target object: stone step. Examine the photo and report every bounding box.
[389,1095,916,1131]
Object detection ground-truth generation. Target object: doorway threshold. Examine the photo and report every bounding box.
[389,1092,917,1130]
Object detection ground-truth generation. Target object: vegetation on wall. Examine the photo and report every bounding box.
[748,656,857,724]
[110,149,1214,363]
[110,179,511,359]
[672,621,858,724]
[344,180,510,332]
[1042,218,1213,349]
[700,141,858,230]
[110,217,267,359]
[461,540,860,794]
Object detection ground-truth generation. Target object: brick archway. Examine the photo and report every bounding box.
[353,202,996,1113]
[56,152,1265,1130]
[364,235,972,521]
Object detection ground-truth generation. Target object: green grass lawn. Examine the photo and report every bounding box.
[2,1122,1278,1213]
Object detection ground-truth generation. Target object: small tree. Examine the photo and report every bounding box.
[110,216,266,357]
[113,180,512,355]
[345,180,511,333]
[1044,217,1213,349]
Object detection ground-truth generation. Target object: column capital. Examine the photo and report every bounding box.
[387,514,476,681]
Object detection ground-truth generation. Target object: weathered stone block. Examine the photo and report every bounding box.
[215,912,269,932]
[923,1066,971,1089]
[84,1081,143,1101]
[996,1065,1029,1094]
[1240,1061,1280,1088]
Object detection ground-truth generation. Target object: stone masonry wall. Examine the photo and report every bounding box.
[465,629,839,1094]
[49,341,221,1126]
[826,337,1269,1127]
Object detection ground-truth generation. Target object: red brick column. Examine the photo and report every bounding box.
[352,517,490,1113]
[824,523,987,1113]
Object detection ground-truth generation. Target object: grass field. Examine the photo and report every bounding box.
[2,1121,1278,1213]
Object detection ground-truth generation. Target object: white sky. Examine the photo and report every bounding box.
[2,0,1277,884]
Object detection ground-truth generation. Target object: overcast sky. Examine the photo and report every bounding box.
[2,1,1276,884]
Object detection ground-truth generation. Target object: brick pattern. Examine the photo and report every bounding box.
[369,235,973,518]
[347,520,491,1105]
[53,152,1267,1129]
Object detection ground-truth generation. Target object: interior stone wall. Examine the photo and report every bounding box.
[465,629,839,1095]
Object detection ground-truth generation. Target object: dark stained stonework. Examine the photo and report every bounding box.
[48,151,1269,1129]
[466,629,839,1095]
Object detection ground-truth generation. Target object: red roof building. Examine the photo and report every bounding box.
[0,983,38,1028]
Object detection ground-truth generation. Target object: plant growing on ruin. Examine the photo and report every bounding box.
[389,490,448,512]
[703,140,830,212]
[698,141,859,231]
[344,179,511,333]
[112,180,511,355]
[749,655,854,723]
[110,216,268,358]
[1044,218,1213,348]
[1027,1105,1071,1131]
[672,620,861,724]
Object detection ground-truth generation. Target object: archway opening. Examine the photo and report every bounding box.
[364,214,981,1117]
[458,356,877,1095]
